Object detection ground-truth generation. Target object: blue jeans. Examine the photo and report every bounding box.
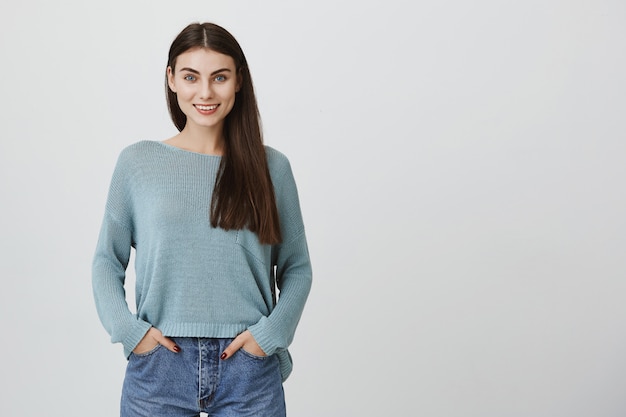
[121,337,286,417]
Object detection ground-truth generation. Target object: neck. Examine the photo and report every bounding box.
[168,123,225,155]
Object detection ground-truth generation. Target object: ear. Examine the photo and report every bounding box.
[236,68,243,92]
[167,67,177,92]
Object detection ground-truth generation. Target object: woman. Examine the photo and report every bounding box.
[92,22,312,417]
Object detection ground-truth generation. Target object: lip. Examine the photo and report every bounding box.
[194,104,219,115]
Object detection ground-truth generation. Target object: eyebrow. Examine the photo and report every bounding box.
[178,67,232,76]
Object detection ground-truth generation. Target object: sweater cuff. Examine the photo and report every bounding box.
[122,319,153,358]
[248,316,284,357]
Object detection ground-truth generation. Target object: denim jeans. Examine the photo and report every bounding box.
[121,337,286,417]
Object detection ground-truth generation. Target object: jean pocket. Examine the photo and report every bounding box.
[239,347,269,361]
[132,343,163,357]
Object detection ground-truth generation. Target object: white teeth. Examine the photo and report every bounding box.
[196,104,218,111]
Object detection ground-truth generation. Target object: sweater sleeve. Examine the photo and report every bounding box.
[92,150,152,357]
[248,156,312,356]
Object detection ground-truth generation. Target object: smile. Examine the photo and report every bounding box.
[194,104,219,111]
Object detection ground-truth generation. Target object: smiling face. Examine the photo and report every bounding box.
[167,48,240,133]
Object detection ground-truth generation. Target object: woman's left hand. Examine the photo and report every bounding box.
[220,330,266,360]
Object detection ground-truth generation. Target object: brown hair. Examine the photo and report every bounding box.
[166,22,281,244]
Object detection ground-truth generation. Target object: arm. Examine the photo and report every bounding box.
[91,151,152,358]
[247,157,313,356]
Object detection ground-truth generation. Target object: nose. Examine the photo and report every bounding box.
[199,80,213,100]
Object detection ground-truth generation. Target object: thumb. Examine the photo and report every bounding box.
[220,333,245,360]
[150,328,181,353]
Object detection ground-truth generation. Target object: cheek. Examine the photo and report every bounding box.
[220,86,238,104]
[222,91,238,113]
[175,85,196,102]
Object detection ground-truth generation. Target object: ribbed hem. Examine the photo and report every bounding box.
[158,322,249,338]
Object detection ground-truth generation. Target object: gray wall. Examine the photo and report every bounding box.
[1,1,625,416]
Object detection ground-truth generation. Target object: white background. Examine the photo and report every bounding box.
[1,1,625,416]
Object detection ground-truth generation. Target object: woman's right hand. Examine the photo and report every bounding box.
[133,327,181,354]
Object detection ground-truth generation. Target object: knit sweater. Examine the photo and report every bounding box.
[92,141,312,381]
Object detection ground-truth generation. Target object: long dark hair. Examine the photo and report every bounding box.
[166,22,282,245]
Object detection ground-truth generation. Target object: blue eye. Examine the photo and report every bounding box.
[214,75,226,82]
[184,75,196,81]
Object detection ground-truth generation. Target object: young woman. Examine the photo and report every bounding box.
[92,22,312,417]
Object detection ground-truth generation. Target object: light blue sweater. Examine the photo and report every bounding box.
[92,141,312,381]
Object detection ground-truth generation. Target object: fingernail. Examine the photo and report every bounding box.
[173,345,181,353]
[220,352,227,360]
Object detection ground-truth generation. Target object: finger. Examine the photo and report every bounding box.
[151,329,181,353]
[220,333,245,360]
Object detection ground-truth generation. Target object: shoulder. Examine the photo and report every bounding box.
[117,140,158,161]
[265,145,292,176]
[265,146,301,198]
[113,140,165,171]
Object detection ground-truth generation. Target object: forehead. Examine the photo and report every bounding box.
[174,48,236,72]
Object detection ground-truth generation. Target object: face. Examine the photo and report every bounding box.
[167,48,240,132]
